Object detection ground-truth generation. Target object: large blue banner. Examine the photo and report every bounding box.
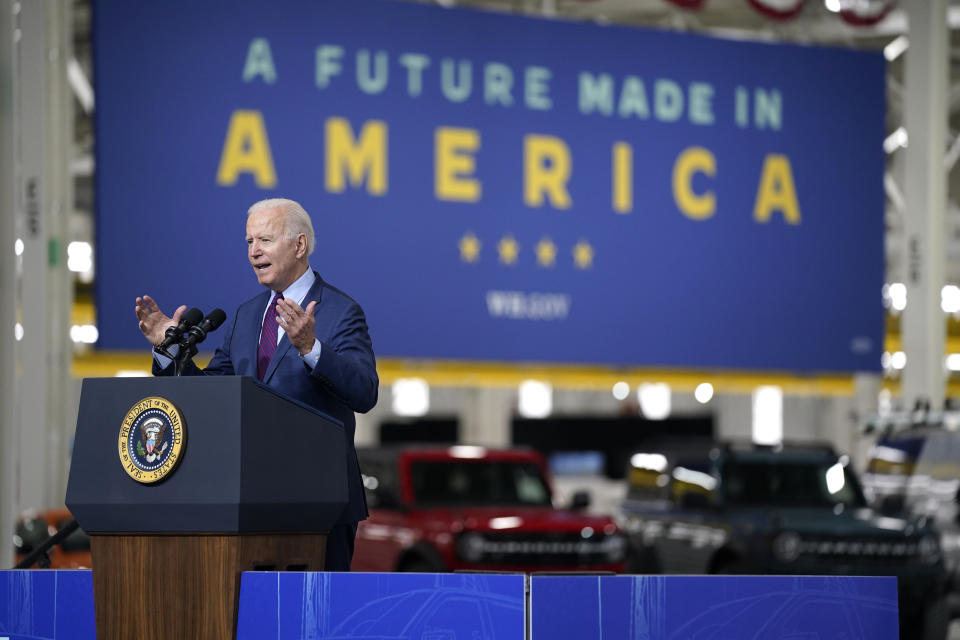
[94,0,885,372]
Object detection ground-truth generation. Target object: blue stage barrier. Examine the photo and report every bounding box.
[0,570,95,640]
[236,572,525,640]
[0,570,898,639]
[530,574,900,639]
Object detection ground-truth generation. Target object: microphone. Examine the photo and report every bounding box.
[154,307,203,355]
[179,308,227,351]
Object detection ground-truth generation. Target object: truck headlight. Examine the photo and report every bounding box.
[457,532,486,562]
[938,530,960,573]
[918,534,942,565]
[772,531,802,563]
[603,533,628,563]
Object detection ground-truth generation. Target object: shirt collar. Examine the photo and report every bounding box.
[276,268,316,306]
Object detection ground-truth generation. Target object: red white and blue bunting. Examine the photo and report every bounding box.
[836,0,896,26]
[746,0,807,20]
[662,0,709,9]
[659,0,897,27]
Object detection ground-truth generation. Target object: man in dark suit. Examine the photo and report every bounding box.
[134,198,378,570]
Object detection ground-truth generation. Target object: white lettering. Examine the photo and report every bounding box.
[485,291,571,320]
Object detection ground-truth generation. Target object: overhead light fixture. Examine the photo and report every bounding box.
[883,127,908,154]
[694,382,714,404]
[884,282,906,311]
[947,354,960,372]
[890,351,906,370]
[883,35,908,62]
[752,385,782,445]
[943,285,960,313]
[519,380,552,418]
[68,241,93,273]
[392,377,429,416]
[70,324,99,344]
[638,383,671,420]
[612,381,630,401]
[882,350,907,371]
[67,57,94,114]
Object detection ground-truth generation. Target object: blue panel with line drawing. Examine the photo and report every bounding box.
[530,574,899,639]
[237,572,526,640]
[0,570,899,638]
[0,570,95,640]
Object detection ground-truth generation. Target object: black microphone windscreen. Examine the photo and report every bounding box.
[205,308,227,331]
[157,306,206,354]
[182,307,204,327]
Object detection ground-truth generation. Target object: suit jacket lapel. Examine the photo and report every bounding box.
[262,272,325,383]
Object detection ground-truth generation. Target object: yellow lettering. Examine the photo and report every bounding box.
[754,154,801,224]
[524,134,572,209]
[612,142,632,214]
[325,117,388,195]
[672,146,716,220]
[435,127,481,202]
[216,110,277,189]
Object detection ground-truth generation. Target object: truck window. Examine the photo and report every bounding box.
[410,460,552,507]
[722,459,866,508]
[670,461,716,509]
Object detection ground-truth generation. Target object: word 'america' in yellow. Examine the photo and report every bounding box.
[216,111,800,225]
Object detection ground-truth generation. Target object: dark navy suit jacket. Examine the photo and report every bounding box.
[154,271,378,525]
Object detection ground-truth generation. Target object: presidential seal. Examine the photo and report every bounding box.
[118,396,186,483]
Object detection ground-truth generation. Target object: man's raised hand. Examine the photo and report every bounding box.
[135,295,186,347]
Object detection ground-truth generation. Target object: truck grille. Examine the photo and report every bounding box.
[796,536,924,563]
[461,532,620,566]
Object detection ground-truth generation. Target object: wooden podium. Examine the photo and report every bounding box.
[65,376,349,640]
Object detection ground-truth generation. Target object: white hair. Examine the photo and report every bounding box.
[247,198,316,256]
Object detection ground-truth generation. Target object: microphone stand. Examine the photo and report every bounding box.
[173,342,197,376]
[13,519,80,569]
[169,311,225,376]
[174,323,211,376]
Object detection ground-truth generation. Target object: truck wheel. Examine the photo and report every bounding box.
[713,558,751,575]
[626,544,662,574]
[916,597,949,640]
[397,544,446,573]
[399,558,435,572]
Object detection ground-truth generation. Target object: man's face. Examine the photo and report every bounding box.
[246,208,305,291]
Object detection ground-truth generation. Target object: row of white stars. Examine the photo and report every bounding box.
[458,233,595,269]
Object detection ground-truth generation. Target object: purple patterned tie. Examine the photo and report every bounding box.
[257,293,283,380]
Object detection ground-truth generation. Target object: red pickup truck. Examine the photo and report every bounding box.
[353,446,629,573]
